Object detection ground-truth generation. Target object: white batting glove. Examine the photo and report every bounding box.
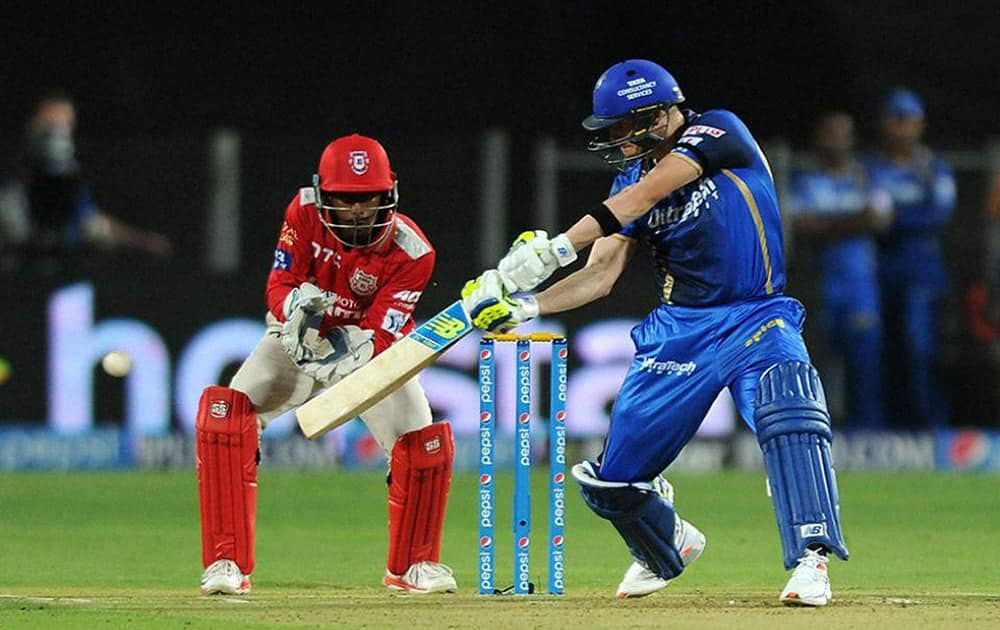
[297,325,375,384]
[496,230,577,292]
[461,269,540,333]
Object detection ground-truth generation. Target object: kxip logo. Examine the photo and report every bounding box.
[349,150,369,175]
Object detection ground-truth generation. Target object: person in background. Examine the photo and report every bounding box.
[789,112,892,429]
[864,89,955,429]
[0,93,172,273]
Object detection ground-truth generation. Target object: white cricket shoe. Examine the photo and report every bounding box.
[615,518,706,598]
[780,548,831,606]
[383,561,457,594]
[200,559,251,595]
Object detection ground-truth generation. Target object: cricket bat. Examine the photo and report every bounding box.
[296,300,473,439]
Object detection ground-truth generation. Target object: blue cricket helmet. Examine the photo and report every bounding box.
[582,60,686,170]
[882,87,924,118]
[582,59,685,131]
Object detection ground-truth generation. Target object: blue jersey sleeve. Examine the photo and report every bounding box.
[608,170,632,197]
[670,110,756,175]
[609,163,643,239]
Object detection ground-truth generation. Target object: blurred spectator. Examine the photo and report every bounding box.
[864,88,955,428]
[987,170,1000,327]
[966,169,1000,354]
[789,112,892,429]
[0,93,172,274]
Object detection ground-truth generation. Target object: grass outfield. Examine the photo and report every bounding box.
[1,470,997,628]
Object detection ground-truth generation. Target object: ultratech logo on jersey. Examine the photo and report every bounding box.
[647,179,719,228]
[638,357,696,376]
[349,268,378,296]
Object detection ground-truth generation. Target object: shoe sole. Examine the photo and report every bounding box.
[200,581,251,596]
[383,574,456,595]
[780,592,830,607]
[616,585,667,599]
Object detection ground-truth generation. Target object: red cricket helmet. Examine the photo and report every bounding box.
[312,134,399,248]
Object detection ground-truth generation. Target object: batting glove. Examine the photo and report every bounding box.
[461,269,539,333]
[496,230,577,292]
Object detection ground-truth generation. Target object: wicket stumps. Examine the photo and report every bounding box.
[478,332,567,596]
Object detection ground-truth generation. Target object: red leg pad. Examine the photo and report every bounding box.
[386,421,455,575]
[196,386,259,575]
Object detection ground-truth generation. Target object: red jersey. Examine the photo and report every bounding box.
[266,187,436,356]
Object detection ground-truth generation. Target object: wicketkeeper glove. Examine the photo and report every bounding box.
[496,230,577,292]
[280,282,338,362]
[295,325,375,384]
[282,282,336,320]
[461,269,539,333]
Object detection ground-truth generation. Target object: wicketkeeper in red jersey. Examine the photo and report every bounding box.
[196,134,457,596]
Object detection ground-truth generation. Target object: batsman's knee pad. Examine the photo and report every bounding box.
[571,461,685,580]
[386,421,455,575]
[196,386,259,575]
[755,361,849,568]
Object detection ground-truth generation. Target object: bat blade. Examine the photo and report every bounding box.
[296,300,472,439]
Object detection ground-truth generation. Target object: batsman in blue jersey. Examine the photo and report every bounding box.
[463,60,848,606]
[865,89,955,428]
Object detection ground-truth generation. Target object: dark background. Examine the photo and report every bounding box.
[1,1,998,428]
[3,2,998,142]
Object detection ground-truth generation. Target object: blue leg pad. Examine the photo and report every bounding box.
[572,462,684,580]
[755,361,849,569]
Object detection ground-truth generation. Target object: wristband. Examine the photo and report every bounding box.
[588,203,623,237]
